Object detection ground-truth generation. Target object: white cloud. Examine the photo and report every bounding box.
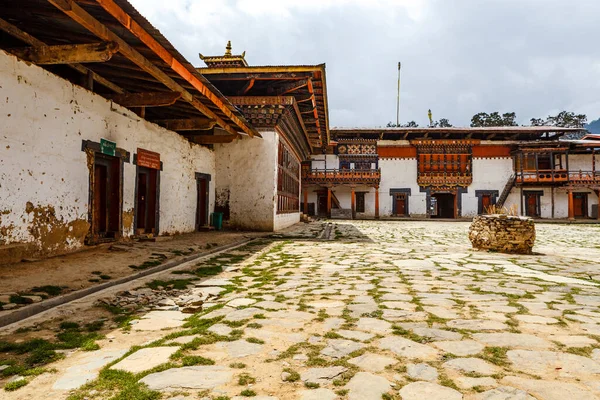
[129,0,600,127]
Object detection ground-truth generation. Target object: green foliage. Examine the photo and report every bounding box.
[304,382,320,389]
[246,337,265,344]
[282,368,300,382]
[240,389,257,397]
[229,362,246,369]
[471,111,517,127]
[181,356,215,366]
[4,379,28,391]
[238,373,256,385]
[531,111,587,128]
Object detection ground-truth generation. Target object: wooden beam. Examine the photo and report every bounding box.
[296,94,315,103]
[277,78,309,95]
[0,17,123,93]
[190,135,237,144]
[107,92,181,107]
[152,118,216,131]
[79,0,256,137]
[10,41,119,64]
[237,78,255,95]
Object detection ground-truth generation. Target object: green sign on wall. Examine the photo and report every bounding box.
[100,138,116,156]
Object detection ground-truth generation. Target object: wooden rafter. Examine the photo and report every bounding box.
[0,17,123,93]
[277,78,310,95]
[45,0,249,137]
[107,92,181,107]
[152,118,216,131]
[10,41,119,64]
[237,78,255,95]
[188,135,237,144]
[83,0,256,137]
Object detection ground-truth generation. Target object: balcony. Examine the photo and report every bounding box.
[516,170,600,185]
[302,168,381,186]
[417,172,473,187]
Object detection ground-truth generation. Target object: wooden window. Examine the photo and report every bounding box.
[356,192,366,213]
[277,140,300,214]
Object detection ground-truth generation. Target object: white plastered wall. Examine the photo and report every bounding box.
[462,157,514,217]
[214,130,300,231]
[379,159,426,217]
[0,49,215,255]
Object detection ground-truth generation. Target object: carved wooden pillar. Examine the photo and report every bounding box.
[303,187,308,215]
[375,186,380,219]
[567,189,575,220]
[351,187,356,220]
[327,187,332,219]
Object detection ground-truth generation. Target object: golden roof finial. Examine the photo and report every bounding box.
[225,41,232,57]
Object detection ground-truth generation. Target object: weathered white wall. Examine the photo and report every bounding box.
[569,154,599,172]
[379,159,426,217]
[215,130,300,231]
[462,158,514,217]
[0,49,215,256]
[215,130,277,231]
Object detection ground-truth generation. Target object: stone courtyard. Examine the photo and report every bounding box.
[3,220,600,400]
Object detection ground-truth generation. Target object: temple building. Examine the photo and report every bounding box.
[302,128,599,220]
[0,0,598,261]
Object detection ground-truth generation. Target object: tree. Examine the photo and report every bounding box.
[438,118,453,127]
[546,111,587,128]
[530,117,545,126]
[470,112,518,127]
[529,111,587,128]
[387,121,419,128]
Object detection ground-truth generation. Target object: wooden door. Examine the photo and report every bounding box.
[395,195,406,216]
[573,193,587,218]
[526,194,538,217]
[197,178,208,228]
[317,195,327,216]
[92,154,121,239]
[93,164,108,234]
[136,167,158,234]
[136,171,147,232]
[481,195,491,213]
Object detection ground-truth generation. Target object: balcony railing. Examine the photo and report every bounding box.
[516,169,600,185]
[302,168,381,186]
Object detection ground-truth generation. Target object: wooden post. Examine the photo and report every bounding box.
[568,189,575,220]
[551,187,555,219]
[351,187,356,220]
[303,188,308,215]
[454,191,459,219]
[520,187,524,216]
[327,187,332,219]
[375,186,380,219]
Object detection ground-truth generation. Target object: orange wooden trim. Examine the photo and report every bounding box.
[92,0,256,137]
[472,145,512,158]
[378,146,417,158]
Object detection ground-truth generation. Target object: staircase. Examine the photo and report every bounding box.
[497,174,516,207]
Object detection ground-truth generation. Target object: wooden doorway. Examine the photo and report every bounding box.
[481,194,492,213]
[573,193,588,218]
[135,167,159,235]
[525,193,540,217]
[317,194,328,217]
[431,193,455,219]
[196,173,211,229]
[92,153,121,240]
[395,193,407,216]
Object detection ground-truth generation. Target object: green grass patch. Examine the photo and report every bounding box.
[240,389,257,397]
[282,368,300,382]
[4,379,28,391]
[181,355,215,366]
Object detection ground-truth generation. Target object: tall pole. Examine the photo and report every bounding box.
[396,62,401,126]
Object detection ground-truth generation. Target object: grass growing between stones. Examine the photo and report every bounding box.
[0,322,104,379]
[3,379,28,391]
[478,346,510,367]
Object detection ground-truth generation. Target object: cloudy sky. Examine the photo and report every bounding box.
[130,0,600,128]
